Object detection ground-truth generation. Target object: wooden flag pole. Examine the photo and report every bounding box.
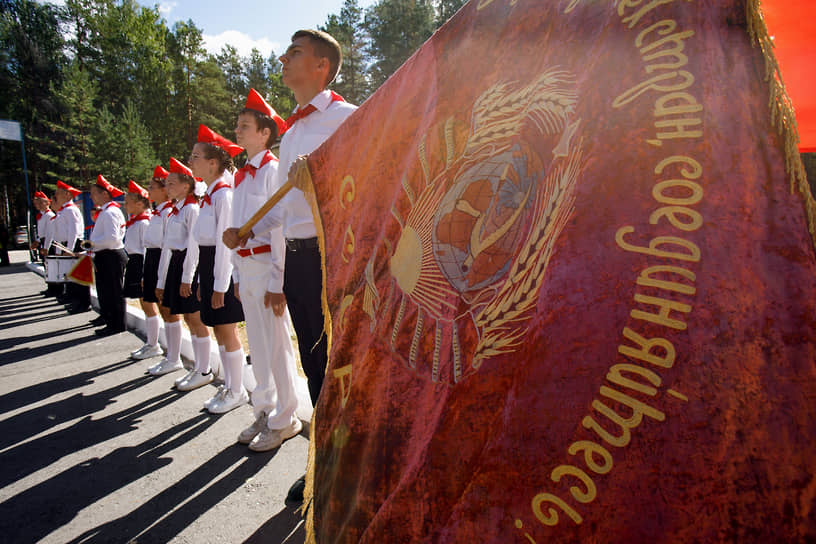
[237,181,293,239]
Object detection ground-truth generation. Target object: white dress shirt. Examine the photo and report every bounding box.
[252,90,357,240]
[193,171,235,293]
[144,201,173,249]
[157,196,199,289]
[36,209,55,242]
[49,201,84,254]
[124,212,150,255]
[90,201,125,251]
[230,150,286,292]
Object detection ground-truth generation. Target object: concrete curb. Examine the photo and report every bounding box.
[26,261,314,424]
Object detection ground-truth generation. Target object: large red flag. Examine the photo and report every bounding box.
[762,0,816,152]
[299,1,816,541]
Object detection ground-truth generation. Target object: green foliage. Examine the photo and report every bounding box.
[0,0,473,223]
[364,0,436,88]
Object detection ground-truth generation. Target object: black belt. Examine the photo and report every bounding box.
[285,237,318,251]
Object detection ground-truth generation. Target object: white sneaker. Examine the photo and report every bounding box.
[203,385,226,411]
[249,418,303,452]
[208,388,248,414]
[131,343,150,357]
[148,358,183,376]
[133,344,163,360]
[174,369,197,388]
[147,358,165,374]
[177,371,213,392]
[238,411,268,444]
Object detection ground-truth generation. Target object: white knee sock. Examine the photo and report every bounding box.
[146,315,161,347]
[192,335,211,374]
[165,320,182,363]
[223,348,245,395]
[218,345,227,387]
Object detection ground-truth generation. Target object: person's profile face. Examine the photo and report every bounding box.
[280,36,322,89]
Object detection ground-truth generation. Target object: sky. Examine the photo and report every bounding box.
[141,0,378,59]
[38,0,377,60]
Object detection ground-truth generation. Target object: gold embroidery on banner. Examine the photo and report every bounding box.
[338,295,354,329]
[342,225,355,263]
[340,175,355,209]
[333,364,353,408]
[379,69,582,384]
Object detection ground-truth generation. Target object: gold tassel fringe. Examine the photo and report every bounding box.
[300,159,328,544]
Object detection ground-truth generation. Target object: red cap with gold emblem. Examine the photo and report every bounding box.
[57,180,82,199]
[197,124,244,157]
[244,88,286,135]
[96,174,124,198]
[128,180,149,199]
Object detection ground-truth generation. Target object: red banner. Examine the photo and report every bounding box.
[303,1,816,541]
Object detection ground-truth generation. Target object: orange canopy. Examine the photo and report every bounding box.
[763,0,816,152]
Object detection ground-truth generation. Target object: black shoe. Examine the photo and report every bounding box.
[286,474,306,505]
[67,304,90,314]
[95,326,125,337]
[90,315,106,326]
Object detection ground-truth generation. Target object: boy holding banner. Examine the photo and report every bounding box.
[224,29,357,496]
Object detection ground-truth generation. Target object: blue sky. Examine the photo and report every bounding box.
[142,0,378,59]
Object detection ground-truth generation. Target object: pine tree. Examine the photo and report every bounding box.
[364,0,435,88]
[321,0,371,105]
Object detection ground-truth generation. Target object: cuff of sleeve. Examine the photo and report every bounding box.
[266,274,283,294]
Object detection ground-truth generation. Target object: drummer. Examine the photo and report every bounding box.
[86,175,127,336]
[49,180,90,314]
[32,191,57,296]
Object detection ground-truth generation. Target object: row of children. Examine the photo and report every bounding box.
[32,30,357,496]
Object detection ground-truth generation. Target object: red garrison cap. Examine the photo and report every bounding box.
[152,165,169,180]
[34,191,50,201]
[96,174,124,198]
[197,124,244,158]
[169,157,195,178]
[244,88,286,135]
[128,180,149,199]
[57,180,81,198]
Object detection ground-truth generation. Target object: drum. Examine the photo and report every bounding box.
[45,256,78,283]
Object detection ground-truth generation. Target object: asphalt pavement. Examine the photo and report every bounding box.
[0,251,308,544]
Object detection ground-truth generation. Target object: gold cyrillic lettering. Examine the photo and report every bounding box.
[655,91,702,117]
[551,465,597,503]
[619,0,691,29]
[568,440,614,475]
[636,265,696,295]
[531,493,583,526]
[652,178,703,206]
[607,363,661,396]
[631,293,691,330]
[654,116,702,140]
[615,226,701,262]
[640,29,695,73]
[619,327,676,368]
[654,155,702,179]
[612,71,694,109]
[649,205,703,231]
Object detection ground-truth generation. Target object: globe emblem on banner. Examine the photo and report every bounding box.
[434,143,541,294]
[375,69,583,383]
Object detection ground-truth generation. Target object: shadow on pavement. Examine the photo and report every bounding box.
[244,506,306,544]
[0,378,183,488]
[63,442,281,544]
[0,358,135,414]
[0,412,219,543]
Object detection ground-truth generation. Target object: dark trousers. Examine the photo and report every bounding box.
[94,248,127,330]
[283,244,327,406]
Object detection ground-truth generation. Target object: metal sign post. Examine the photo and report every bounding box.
[0,119,33,257]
